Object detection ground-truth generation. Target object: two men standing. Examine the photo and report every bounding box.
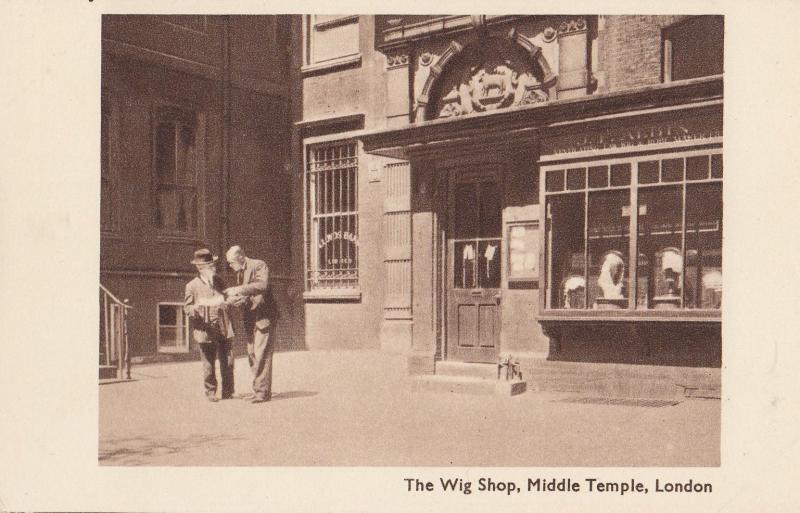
[184,246,275,403]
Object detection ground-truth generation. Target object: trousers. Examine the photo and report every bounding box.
[248,325,274,401]
[199,338,234,398]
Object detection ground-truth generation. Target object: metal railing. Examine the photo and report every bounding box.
[100,284,132,380]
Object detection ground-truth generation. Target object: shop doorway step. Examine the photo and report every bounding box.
[411,361,527,396]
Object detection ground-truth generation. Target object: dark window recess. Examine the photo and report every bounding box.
[588,166,609,189]
[610,163,631,186]
[665,16,724,81]
[545,169,565,192]
[661,158,684,182]
[566,168,586,190]
[638,161,660,184]
[686,155,710,180]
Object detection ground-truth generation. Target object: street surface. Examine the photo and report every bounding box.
[99,350,720,466]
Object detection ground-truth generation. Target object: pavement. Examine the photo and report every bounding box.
[99,349,720,466]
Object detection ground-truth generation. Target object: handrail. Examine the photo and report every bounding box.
[100,283,133,308]
[100,283,132,380]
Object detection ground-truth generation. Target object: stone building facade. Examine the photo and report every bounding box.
[294,15,724,380]
[101,15,724,387]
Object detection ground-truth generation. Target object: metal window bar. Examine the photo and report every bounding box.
[307,143,359,289]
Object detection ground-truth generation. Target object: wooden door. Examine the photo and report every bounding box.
[446,171,502,362]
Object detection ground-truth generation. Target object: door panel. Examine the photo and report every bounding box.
[446,170,502,363]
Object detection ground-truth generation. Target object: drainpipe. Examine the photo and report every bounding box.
[220,16,231,257]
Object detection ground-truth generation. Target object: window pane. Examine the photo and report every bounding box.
[545,169,565,192]
[159,327,179,347]
[455,182,478,238]
[566,168,585,190]
[587,190,630,308]
[638,161,659,184]
[156,123,176,184]
[669,16,724,81]
[478,240,501,288]
[637,186,684,309]
[159,305,178,326]
[588,166,608,189]
[176,124,196,185]
[685,183,722,309]
[686,155,709,180]
[610,163,631,186]
[661,158,684,182]
[311,18,359,63]
[546,193,586,309]
[454,240,477,289]
[155,190,176,229]
[478,181,501,238]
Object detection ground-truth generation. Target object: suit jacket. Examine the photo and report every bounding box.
[233,257,277,332]
[184,274,235,343]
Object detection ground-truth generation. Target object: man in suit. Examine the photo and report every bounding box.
[184,248,235,402]
[224,245,276,404]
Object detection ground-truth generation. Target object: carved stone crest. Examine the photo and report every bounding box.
[432,39,553,119]
[438,62,548,117]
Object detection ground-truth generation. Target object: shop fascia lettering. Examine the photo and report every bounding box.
[552,123,721,154]
[318,231,359,249]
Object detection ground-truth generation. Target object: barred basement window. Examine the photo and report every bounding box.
[306,142,359,291]
[153,107,198,235]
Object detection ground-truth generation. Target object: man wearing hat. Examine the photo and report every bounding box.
[224,245,276,404]
[184,248,235,402]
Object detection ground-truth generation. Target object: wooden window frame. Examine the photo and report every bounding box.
[151,105,205,243]
[302,15,362,74]
[156,302,190,353]
[539,146,723,321]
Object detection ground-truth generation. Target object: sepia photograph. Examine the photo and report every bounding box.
[8,0,800,511]
[98,13,723,467]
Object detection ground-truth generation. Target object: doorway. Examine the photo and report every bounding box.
[445,168,502,362]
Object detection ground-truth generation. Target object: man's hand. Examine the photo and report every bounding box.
[224,286,244,296]
[225,294,247,307]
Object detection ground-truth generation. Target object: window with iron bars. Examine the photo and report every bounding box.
[305,142,359,291]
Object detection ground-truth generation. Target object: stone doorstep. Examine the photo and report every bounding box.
[412,375,527,396]
[435,361,499,380]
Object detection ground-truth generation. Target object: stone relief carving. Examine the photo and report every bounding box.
[558,18,587,35]
[386,51,410,69]
[434,43,551,119]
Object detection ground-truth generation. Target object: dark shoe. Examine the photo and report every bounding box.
[249,396,270,404]
[221,394,234,400]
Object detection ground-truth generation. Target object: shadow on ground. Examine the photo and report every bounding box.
[99,434,246,465]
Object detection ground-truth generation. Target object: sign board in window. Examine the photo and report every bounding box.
[507,221,539,284]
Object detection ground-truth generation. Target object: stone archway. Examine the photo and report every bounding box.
[415,28,557,121]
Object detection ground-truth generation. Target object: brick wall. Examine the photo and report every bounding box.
[600,15,688,91]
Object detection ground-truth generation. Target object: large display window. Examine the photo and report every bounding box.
[543,149,722,314]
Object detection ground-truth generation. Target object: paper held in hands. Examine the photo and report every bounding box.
[195,294,225,308]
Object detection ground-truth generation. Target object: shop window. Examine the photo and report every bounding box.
[544,151,722,312]
[153,107,199,236]
[303,15,360,71]
[305,142,359,291]
[663,16,724,82]
[157,303,189,353]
